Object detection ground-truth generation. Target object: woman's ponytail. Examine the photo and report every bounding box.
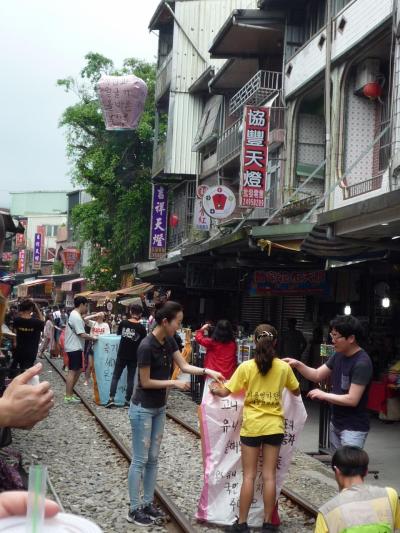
[254,324,278,376]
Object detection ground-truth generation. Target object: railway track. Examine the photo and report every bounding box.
[46,356,318,530]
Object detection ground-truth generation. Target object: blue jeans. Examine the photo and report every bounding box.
[128,403,166,511]
[330,422,368,451]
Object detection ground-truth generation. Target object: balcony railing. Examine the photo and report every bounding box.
[155,52,172,102]
[229,71,282,117]
[152,141,166,177]
[217,105,285,168]
[344,175,383,199]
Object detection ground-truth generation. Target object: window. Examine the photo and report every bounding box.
[46,225,58,237]
[332,0,352,16]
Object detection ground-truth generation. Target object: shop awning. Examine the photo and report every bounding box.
[209,9,284,59]
[301,225,373,259]
[16,278,50,297]
[119,297,142,307]
[74,290,94,298]
[109,283,153,299]
[61,277,86,292]
[257,239,302,256]
[209,58,259,94]
[188,66,215,94]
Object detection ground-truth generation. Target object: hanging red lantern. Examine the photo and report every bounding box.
[363,82,382,100]
[169,214,179,228]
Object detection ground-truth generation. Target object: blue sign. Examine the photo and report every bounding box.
[93,334,128,405]
[149,184,168,259]
[33,232,42,269]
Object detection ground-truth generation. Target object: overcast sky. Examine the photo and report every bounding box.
[0,0,159,208]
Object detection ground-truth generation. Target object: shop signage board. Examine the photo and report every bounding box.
[33,233,42,270]
[2,252,13,262]
[239,106,270,209]
[202,185,236,220]
[149,184,168,259]
[15,219,27,248]
[249,270,328,296]
[17,249,26,273]
[194,185,211,230]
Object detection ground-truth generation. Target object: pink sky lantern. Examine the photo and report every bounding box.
[97,74,148,131]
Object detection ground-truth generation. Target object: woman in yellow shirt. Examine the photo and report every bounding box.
[210,324,300,533]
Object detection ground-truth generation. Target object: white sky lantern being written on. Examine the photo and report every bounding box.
[97,75,148,131]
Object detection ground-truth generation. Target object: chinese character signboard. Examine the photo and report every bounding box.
[17,249,26,273]
[61,248,81,270]
[249,270,329,296]
[97,75,148,131]
[194,185,211,231]
[33,233,42,270]
[239,106,270,208]
[202,185,236,220]
[149,185,168,259]
[15,219,27,248]
[2,252,13,262]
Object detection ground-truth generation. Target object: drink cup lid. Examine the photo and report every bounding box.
[0,512,102,532]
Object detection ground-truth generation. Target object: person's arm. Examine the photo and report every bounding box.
[194,327,213,348]
[211,363,246,398]
[70,314,96,341]
[33,303,44,322]
[172,350,224,382]
[308,383,366,406]
[84,313,98,323]
[283,358,332,383]
[285,364,301,396]
[139,366,189,391]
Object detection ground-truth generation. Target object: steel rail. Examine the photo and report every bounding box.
[45,357,193,533]
[166,410,319,518]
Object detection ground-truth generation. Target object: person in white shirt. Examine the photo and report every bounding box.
[64,296,96,404]
[83,312,110,385]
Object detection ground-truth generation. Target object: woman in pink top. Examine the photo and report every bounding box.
[195,320,237,380]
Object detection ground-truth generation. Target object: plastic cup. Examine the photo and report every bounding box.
[0,513,102,532]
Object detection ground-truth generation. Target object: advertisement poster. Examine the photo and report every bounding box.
[249,270,329,296]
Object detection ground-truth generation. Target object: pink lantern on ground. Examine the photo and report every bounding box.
[97,75,148,131]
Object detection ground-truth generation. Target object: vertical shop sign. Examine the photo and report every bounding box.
[149,185,168,259]
[15,219,28,247]
[33,233,42,270]
[17,249,26,273]
[194,185,211,231]
[239,106,270,208]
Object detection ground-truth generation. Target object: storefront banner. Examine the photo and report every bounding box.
[197,390,307,526]
[149,185,168,259]
[239,106,270,209]
[194,198,211,231]
[33,233,42,270]
[17,249,26,273]
[15,219,27,248]
[249,270,329,296]
[93,334,127,406]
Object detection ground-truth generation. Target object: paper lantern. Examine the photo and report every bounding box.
[169,214,179,228]
[61,248,81,269]
[363,82,382,100]
[97,75,148,131]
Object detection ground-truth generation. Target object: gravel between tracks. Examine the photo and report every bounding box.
[12,361,320,532]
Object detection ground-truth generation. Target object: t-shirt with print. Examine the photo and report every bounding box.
[117,320,147,361]
[65,309,86,352]
[88,321,110,337]
[133,334,179,408]
[225,358,299,437]
[14,317,44,362]
[326,349,372,432]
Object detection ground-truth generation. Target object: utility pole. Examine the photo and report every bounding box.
[325,0,333,209]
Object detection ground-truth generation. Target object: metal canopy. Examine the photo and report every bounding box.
[188,66,215,94]
[148,0,174,31]
[209,9,285,59]
[209,58,259,94]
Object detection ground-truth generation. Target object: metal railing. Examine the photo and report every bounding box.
[155,52,172,102]
[152,141,166,177]
[344,175,383,199]
[229,70,282,117]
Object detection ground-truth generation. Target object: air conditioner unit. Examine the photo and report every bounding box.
[354,58,381,94]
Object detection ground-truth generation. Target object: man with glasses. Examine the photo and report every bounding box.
[284,315,372,450]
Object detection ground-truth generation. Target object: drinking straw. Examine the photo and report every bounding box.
[26,465,47,533]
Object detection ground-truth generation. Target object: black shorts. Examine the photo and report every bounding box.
[240,434,284,447]
[67,350,83,371]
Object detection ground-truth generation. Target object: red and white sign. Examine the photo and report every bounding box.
[239,106,270,208]
[2,252,13,262]
[61,248,81,270]
[15,219,27,248]
[202,185,236,220]
[17,249,26,273]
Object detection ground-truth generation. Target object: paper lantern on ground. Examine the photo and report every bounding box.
[169,214,179,228]
[363,82,382,100]
[97,75,148,131]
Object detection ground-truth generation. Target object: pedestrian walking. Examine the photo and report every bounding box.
[195,320,237,380]
[284,315,372,451]
[315,446,400,533]
[38,312,56,357]
[282,318,307,360]
[64,296,97,404]
[127,301,223,527]
[83,312,110,385]
[105,304,146,408]
[11,299,45,372]
[210,324,300,533]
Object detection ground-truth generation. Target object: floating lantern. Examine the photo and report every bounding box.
[362,82,382,100]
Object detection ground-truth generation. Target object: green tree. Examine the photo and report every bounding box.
[58,52,155,290]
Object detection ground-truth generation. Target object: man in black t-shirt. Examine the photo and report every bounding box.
[11,299,45,372]
[105,304,147,408]
[284,315,372,451]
